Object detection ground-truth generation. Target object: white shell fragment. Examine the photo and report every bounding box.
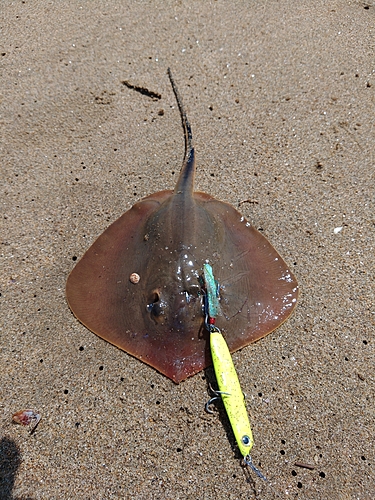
[12,409,41,434]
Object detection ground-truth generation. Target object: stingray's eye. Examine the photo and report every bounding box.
[146,290,167,322]
[146,291,160,312]
[182,285,201,304]
[188,284,201,297]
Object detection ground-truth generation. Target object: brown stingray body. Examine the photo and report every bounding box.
[66,70,298,383]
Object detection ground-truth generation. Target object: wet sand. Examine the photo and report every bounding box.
[1,1,374,498]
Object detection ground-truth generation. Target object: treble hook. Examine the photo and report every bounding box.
[205,383,230,414]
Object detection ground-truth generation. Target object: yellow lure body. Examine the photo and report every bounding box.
[210,327,254,458]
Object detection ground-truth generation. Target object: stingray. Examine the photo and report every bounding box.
[66,69,298,383]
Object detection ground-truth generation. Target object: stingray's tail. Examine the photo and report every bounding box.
[168,68,195,195]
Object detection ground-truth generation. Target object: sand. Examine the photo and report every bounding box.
[1,1,374,498]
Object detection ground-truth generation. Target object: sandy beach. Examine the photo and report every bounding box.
[1,1,374,498]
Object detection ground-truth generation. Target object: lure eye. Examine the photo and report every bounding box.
[241,435,251,447]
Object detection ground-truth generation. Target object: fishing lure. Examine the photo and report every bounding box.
[203,263,266,479]
[202,263,221,320]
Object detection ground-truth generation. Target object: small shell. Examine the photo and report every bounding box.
[129,272,140,284]
[12,409,41,434]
